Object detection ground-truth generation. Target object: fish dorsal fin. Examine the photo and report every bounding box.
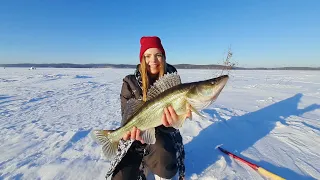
[122,98,145,126]
[147,73,182,101]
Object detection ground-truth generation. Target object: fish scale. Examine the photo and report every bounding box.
[108,88,189,144]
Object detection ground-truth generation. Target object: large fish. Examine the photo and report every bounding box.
[92,73,229,159]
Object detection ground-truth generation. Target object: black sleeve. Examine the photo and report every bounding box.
[156,125,177,133]
[120,77,134,125]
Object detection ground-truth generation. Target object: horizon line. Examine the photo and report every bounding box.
[1,63,320,70]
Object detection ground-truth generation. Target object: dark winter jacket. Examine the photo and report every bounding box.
[105,63,185,180]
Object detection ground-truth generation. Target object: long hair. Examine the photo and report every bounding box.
[139,56,166,102]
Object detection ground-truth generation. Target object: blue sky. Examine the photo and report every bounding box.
[0,1,319,67]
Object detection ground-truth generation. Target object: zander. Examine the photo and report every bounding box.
[92,73,229,159]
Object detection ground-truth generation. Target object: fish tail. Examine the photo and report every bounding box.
[91,129,119,159]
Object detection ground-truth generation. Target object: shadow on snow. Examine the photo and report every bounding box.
[184,93,319,180]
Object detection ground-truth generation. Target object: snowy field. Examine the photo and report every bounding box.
[0,68,319,180]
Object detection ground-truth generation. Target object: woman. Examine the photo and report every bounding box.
[106,36,190,180]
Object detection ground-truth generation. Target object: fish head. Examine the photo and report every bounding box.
[186,75,229,110]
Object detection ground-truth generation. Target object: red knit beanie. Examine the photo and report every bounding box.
[139,36,166,62]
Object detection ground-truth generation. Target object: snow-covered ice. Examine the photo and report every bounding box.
[0,68,319,180]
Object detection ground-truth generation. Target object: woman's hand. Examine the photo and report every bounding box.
[122,126,145,144]
[162,104,192,127]
[122,103,192,143]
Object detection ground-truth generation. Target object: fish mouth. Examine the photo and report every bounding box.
[211,75,229,101]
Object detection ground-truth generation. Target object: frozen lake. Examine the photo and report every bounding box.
[0,68,319,180]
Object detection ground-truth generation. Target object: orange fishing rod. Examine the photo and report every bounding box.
[218,147,285,180]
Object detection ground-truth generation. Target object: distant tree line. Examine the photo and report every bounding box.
[0,63,319,70]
